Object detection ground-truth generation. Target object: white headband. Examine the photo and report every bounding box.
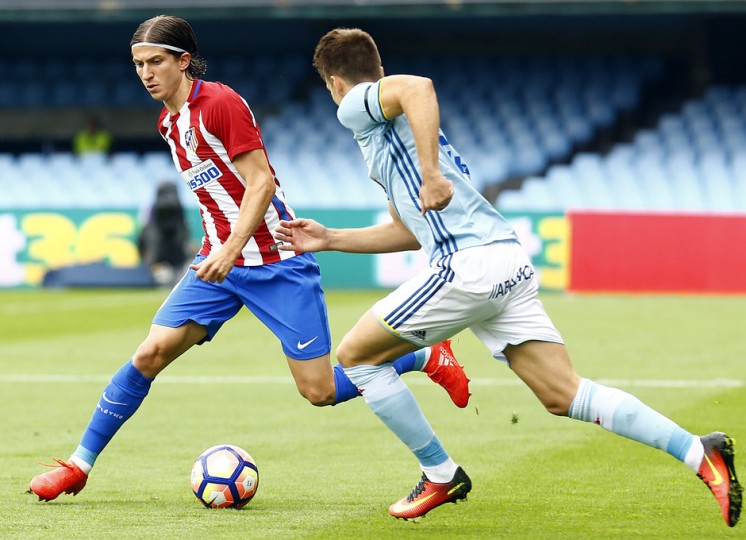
[132,42,188,54]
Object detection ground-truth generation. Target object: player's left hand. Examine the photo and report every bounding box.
[275,218,329,252]
[190,249,237,283]
[419,171,454,214]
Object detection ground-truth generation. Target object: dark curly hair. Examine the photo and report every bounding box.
[131,15,207,79]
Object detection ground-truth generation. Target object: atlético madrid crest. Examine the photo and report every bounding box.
[184,127,198,153]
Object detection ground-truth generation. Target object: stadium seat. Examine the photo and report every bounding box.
[0,152,16,171]
[500,81,746,213]
[1,52,676,211]
[51,81,79,107]
[495,189,529,212]
[0,81,16,107]
[519,177,562,211]
[20,82,47,107]
[80,81,109,107]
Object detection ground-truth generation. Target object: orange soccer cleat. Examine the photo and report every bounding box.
[29,459,88,502]
[424,340,471,408]
[697,432,742,527]
[388,466,472,520]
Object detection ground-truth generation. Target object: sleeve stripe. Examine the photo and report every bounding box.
[363,84,377,122]
[378,79,390,120]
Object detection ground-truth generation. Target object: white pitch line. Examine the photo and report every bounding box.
[0,374,741,388]
[0,294,160,315]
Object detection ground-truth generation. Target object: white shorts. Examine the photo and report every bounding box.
[372,240,563,360]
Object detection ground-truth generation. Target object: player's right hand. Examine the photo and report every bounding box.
[190,245,240,283]
[419,171,454,214]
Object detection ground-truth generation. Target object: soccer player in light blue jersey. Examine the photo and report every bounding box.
[275,28,741,525]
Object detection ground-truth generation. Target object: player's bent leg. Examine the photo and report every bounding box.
[313,342,471,407]
[286,353,337,406]
[319,342,472,408]
[30,323,206,502]
[336,312,472,407]
[505,340,580,415]
[333,340,471,407]
[133,322,208,378]
[337,310,422,368]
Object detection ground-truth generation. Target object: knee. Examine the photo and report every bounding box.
[539,387,576,417]
[335,341,359,369]
[132,340,170,378]
[544,398,572,417]
[297,384,335,407]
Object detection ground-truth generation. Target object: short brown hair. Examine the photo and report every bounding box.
[313,28,382,84]
[131,15,207,79]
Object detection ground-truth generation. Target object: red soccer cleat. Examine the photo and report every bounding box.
[697,432,742,527]
[388,466,471,520]
[424,340,471,408]
[29,459,88,502]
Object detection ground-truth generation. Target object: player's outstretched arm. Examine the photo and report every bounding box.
[277,203,420,254]
[379,75,454,214]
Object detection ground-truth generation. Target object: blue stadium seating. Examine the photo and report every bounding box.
[1,53,671,210]
[497,84,746,213]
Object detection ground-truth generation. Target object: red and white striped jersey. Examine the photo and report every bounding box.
[158,79,297,266]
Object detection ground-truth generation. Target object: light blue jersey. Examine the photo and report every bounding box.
[338,79,517,264]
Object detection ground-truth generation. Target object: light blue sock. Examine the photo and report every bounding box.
[74,360,153,468]
[343,364,449,467]
[569,378,697,463]
[333,349,428,405]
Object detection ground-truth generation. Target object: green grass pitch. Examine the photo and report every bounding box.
[1,289,744,538]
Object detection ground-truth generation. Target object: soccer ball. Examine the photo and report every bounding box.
[191,444,259,508]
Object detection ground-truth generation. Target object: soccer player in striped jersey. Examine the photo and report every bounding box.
[28,15,470,503]
[275,28,741,525]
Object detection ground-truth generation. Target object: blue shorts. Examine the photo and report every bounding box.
[153,253,331,360]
